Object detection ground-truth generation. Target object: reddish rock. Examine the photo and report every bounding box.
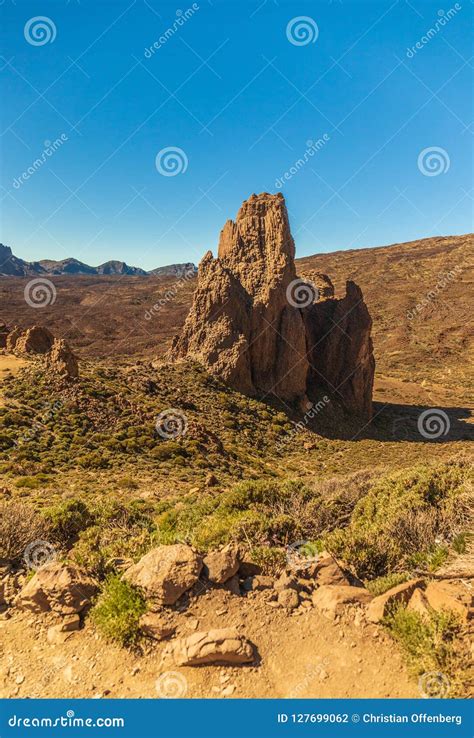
[407,588,431,619]
[170,193,374,417]
[204,545,240,584]
[307,552,350,586]
[16,562,97,615]
[424,580,472,621]
[366,579,424,623]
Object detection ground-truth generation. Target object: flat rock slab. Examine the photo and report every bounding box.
[164,628,255,666]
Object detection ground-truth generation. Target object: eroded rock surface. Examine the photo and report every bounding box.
[171,193,374,418]
[164,627,255,666]
[123,544,202,605]
[16,562,97,615]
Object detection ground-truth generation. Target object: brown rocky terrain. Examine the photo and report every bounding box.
[0,231,471,407]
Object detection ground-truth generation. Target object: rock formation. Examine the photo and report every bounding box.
[2,324,79,379]
[171,193,375,418]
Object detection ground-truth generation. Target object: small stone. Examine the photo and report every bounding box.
[221,684,235,696]
[15,675,24,685]
[278,589,300,610]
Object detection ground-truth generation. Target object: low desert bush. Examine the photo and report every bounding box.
[43,499,93,546]
[90,575,146,647]
[324,461,472,579]
[0,500,51,563]
[383,605,463,694]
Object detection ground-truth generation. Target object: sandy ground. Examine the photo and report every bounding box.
[0,587,418,700]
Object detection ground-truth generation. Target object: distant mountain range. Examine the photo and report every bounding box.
[0,244,197,278]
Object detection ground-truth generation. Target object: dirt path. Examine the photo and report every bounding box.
[0,588,418,700]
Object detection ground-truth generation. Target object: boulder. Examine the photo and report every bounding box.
[170,193,375,418]
[424,580,473,621]
[16,562,98,615]
[312,585,372,618]
[203,545,240,584]
[123,544,202,605]
[164,628,255,666]
[5,326,21,352]
[250,575,274,591]
[366,579,424,623]
[306,552,350,586]
[139,612,176,641]
[278,588,299,610]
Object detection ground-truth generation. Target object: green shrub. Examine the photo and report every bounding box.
[383,605,461,689]
[324,461,471,579]
[91,576,146,647]
[366,572,410,596]
[43,500,93,546]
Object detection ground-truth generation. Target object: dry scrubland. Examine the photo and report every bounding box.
[0,232,473,699]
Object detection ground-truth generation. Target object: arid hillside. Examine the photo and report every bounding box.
[1,233,472,406]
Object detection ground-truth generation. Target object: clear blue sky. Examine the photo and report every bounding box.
[1,0,472,270]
